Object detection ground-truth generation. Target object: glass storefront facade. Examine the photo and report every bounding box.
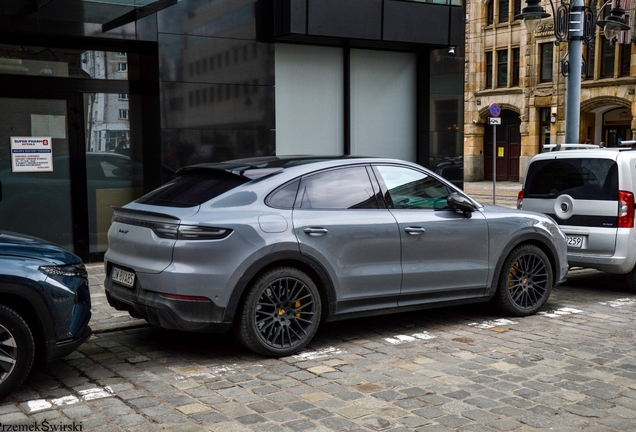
[0,0,465,261]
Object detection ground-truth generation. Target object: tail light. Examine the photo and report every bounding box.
[517,190,524,209]
[618,191,634,228]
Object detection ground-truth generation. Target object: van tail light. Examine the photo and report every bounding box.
[517,190,524,209]
[618,191,635,228]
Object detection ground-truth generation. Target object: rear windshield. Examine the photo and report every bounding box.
[525,158,618,200]
[135,170,249,207]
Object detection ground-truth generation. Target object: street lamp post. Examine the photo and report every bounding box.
[516,0,630,144]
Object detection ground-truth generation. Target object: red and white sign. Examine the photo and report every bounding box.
[10,137,53,173]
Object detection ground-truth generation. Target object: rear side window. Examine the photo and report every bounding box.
[298,166,378,209]
[525,158,618,200]
[136,170,249,207]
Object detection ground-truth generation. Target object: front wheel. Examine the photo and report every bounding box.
[234,267,321,357]
[494,245,553,316]
[0,305,35,400]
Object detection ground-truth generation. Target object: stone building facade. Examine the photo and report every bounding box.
[464,0,636,182]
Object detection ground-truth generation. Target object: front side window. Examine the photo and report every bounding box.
[540,43,553,82]
[376,165,450,210]
[298,166,378,210]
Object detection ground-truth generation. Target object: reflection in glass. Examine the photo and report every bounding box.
[0,98,73,250]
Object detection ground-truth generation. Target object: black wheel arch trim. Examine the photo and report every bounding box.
[0,280,57,360]
[223,250,336,324]
[486,231,562,297]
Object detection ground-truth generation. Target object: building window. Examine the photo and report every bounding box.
[499,0,509,23]
[585,45,595,79]
[512,48,520,86]
[497,49,508,87]
[119,109,129,120]
[486,52,493,89]
[513,0,522,20]
[540,43,553,82]
[487,0,494,25]
[117,63,128,72]
[118,93,128,100]
[117,52,127,56]
[620,43,631,77]
[601,38,615,77]
[540,108,551,148]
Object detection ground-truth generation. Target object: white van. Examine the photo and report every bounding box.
[519,145,636,286]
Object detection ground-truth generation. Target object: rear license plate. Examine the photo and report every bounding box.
[112,267,135,288]
[566,235,584,249]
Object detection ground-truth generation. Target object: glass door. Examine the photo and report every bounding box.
[0,97,74,250]
[84,92,143,254]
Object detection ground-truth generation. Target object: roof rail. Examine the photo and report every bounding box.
[543,144,600,151]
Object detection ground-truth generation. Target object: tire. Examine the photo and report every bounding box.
[234,267,321,357]
[625,268,636,290]
[493,245,553,316]
[0,305,35,400]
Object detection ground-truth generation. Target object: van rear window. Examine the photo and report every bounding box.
[136,170,249,207]
[525,158,618,201]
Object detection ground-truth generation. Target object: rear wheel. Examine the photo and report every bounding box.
[0,305,35,400]
[625,267,636,290]
[494,245,553,316]
[234,267,321,357]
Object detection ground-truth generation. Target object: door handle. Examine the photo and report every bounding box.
[404,227,426,235]
[304,227,328,236]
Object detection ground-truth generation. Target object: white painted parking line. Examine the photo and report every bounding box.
[384,332,436,345]
[26,386,115,412]
[468,319,517,329]
[538,307,583,317]
[27,400,52,413]
[293,347,346,360]
[599,298,636,307]
[79,387,114,400]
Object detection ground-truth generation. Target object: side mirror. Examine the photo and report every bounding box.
[447,192,475,218]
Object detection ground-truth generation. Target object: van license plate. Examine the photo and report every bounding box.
[112,267,135,288]
[566,235,583,248]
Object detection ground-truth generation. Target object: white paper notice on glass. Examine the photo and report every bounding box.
[10,137,53,173]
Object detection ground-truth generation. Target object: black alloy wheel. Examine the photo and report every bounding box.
[235,267,321,357]
[0,305,35,400]
[494,244,553,316]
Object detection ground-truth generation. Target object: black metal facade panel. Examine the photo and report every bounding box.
[449,6,465,46]
[278,0,307,35]
[383,1,449,45]
[307,0,382,40]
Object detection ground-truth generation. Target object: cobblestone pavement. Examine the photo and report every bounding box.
[2,265,636,431]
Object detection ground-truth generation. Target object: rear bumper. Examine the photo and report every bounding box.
[105,276,232,333]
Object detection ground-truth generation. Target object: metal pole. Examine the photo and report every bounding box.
[493,124,497,205]
[565,0,585,144]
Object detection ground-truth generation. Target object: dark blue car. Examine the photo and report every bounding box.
[0,231,91,399]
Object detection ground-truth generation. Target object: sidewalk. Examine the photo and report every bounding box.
[463,180,522,208]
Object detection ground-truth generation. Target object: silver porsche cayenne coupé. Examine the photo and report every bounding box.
[104,156,568,357]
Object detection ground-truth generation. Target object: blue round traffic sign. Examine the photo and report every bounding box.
[489,103,501,118]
